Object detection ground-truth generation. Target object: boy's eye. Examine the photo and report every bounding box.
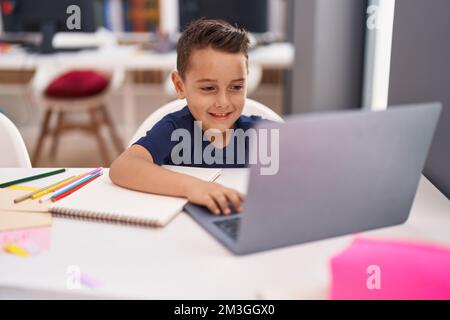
[230,85,244,91]
[201,86,215,92]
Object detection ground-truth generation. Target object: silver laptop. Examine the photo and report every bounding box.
[185,103,442,255]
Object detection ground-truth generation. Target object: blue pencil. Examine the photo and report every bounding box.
[51,171,102,199]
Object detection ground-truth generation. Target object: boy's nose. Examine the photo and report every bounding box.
[215,92,230,109]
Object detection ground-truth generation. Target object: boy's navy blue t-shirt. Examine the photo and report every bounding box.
[133,106,262,168]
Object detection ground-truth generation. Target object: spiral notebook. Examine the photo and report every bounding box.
[48,166,221,228]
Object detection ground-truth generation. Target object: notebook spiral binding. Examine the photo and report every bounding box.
[50,207,162,228]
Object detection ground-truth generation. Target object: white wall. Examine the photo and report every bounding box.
[362,0,396,111]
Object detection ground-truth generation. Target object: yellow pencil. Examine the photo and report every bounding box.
[13,175,76,203]
[30,175,80,199]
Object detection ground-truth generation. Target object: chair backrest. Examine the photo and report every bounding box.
[128,98,283,147]
[0,113,32,168]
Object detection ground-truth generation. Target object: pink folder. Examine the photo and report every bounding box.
[329,237,450,300]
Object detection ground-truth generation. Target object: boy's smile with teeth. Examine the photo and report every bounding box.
[208,111,233,119]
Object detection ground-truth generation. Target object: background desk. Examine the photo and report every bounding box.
[0,168,449,299]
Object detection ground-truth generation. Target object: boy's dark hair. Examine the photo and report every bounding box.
[176,19,250,79]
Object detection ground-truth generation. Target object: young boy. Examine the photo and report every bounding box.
[109,19,262,215]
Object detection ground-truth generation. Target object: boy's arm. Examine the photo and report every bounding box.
[110,145,193,197]
[109,145,245,215]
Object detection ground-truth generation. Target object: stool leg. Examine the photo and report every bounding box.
[89,109,110,166]
[49,111,64,160]
[99,105,124,154]
[32,109,52,166]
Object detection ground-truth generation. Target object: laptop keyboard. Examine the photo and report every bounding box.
[213,217,241,241]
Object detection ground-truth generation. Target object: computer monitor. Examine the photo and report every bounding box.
[179,0,268,34]
[1,0,95,53]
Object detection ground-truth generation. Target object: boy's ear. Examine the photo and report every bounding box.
[171,70,186,99]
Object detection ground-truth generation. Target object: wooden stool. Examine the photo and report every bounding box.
[31,69,124,167]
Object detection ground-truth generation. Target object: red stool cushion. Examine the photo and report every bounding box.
[45,70,110,98]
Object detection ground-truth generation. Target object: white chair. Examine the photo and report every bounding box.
[0,113,32,168]
[128,98,283,146]
[30,64,125,166]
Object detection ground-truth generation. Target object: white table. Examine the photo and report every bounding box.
[1,168,449,299]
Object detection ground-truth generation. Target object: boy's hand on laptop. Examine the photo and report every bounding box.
[185,181,245,215]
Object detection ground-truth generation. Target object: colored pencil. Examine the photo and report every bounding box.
[52,168,102,193]
[0,169,66,188]
[51,171,102,200]
[13,175,76,203]
[51,173,102,202]
[38,172,94,203]
[31,175,80,199]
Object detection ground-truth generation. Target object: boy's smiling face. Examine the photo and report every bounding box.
[172,46,247,133]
